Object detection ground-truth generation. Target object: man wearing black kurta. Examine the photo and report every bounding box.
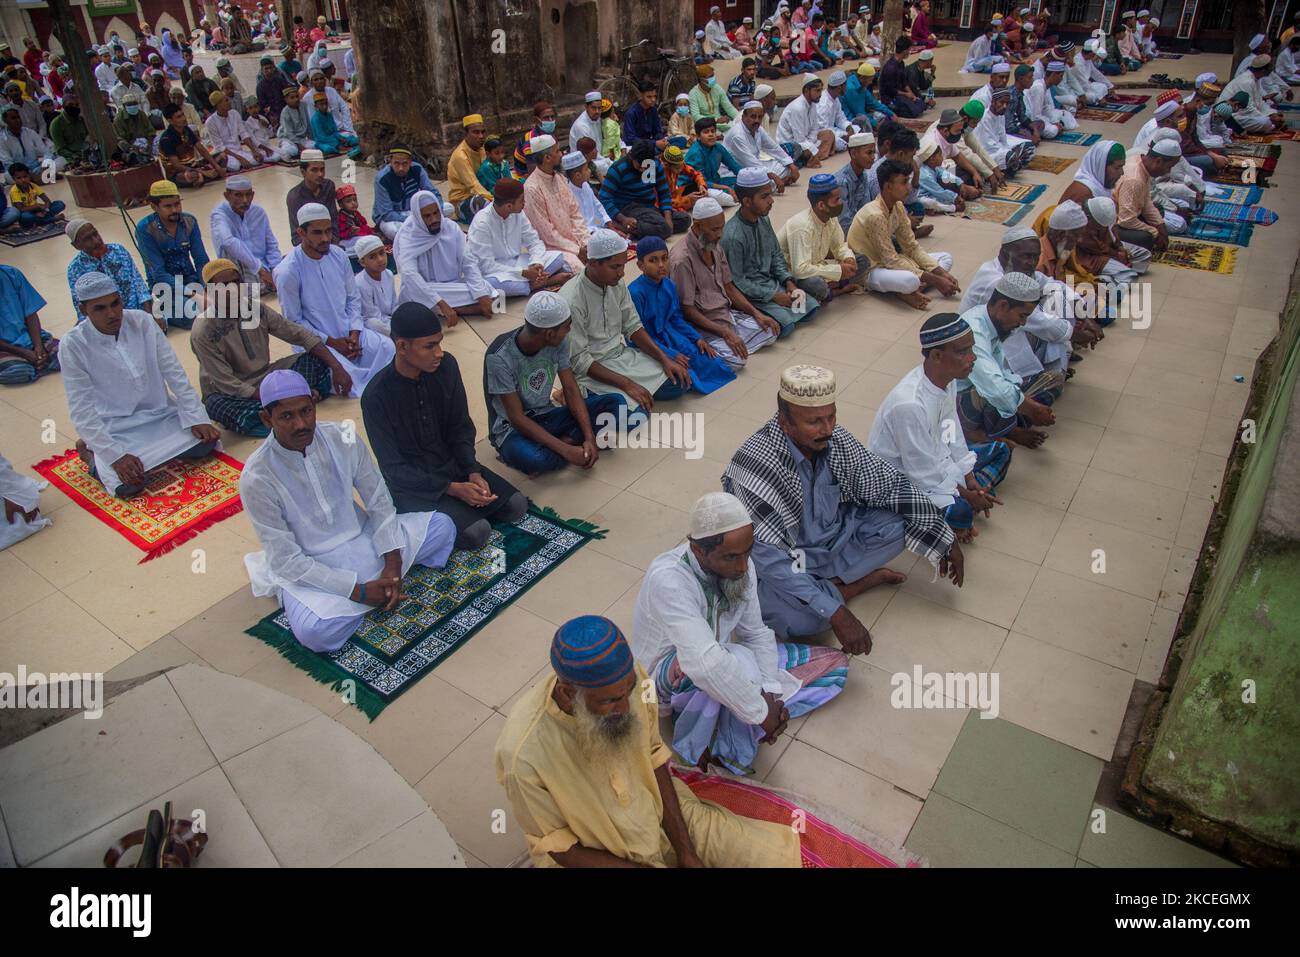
[361,302,527,549]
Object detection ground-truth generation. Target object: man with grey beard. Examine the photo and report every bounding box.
[494,615,801,868]
[631,492,848,776]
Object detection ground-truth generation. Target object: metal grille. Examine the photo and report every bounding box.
[1199,0,1233,30]
[1063,1,1105,22]
[935,0,964,17]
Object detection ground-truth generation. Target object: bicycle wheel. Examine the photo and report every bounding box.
[660,67,689,122]
[598,76,640,113]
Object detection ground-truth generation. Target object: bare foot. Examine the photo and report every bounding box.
[833,567,907,601]
[1008,426,1048,448]
[954,526,978,544]
[914,223,935,239]
[899,290,931,310]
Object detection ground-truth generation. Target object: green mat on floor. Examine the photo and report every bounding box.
[245,506,605,719]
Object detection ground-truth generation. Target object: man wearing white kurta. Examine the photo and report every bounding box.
[630,492,847,775]
[0,452,52,550]
[209,176,282,290]
[723,100,800,186]
[393,190,496,318]
[240,369,456,653]
[204,92,261,171]
[61,272,221,498]
[817,71,866,152]
[1219,59,1279,133]
[974,88,1033,172]
[776,74,834,164]
[1026,65,1078,138]
[704,9,740,59]
[466,178,570,299]
[568,91,612,176]
[274,203,395,397]
[1075,42,1112,104]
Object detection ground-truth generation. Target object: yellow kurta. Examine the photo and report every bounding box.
[447,139,491,204]
[777,207,854,282]
[494,668,801,868]
[847,196,939,277]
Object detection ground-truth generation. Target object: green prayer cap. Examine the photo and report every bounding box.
[961,99,985,121]
[1107,142,1126,164]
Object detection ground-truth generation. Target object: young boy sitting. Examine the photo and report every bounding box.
[242,95,295,163]
[627,235,734,395]
[354,234,396,335]
[484,290,627,477]
[916,139,968,214]
[336,183,377,256]
[477,136,512,192]
[7,163,66,227]
[562,149,614,232]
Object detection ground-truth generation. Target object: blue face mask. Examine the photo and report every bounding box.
[126,104,140,115]
[708,76,717,87]
[539,120,556,133]
[676,105,690,115]
[1198,105,1211,116]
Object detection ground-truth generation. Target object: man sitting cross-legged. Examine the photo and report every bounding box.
[869,314,1011,545]
[956,272,1061,450]
[0,263,59,385]
[721,167,819,336]
[136,179,210,330]
[847,158,956,310]
[240,368,457,653]
[362,302,528,551]
[777,171,870,304]
[494,615,802,868]
[209,175,282,293]
[61,272,221,497]
[191,258,351,437]
[559,228,692,415]
[631,492,849,775]
[467,177,572,300]
[484,291,626,477]
[723,364,964,654]
[276,203,395,397]
[669,197,779,371]
[393,190,496,326]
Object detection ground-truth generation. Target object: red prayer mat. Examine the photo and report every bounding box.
[1104,93,1151,104]
[672,767,922,868]
[33,448,244,563]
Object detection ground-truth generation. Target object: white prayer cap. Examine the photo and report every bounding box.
[1149,17,1159,25]
[65,218,93,243]
[847,131,875,147]
[1137,8,1150,16]
[1249,33,1266,51]
[1000,224,1038,245]
[584,90,601,103]
[918,50,934,61]
[1086,196,1117,227]
[524,290,571,329]
[744,16,753,23]
[801,72,822,87]
[755,83,775,99]
[1046,61,1066,72]
[74,271,118,303]
[561,150,586,171]
[1048,200,1087,230]
[354,235,385,259]
[736,166,771,187]
[780,364,836,407]
[1019,6,1031,13]
[300,148,325,163]
[689,492,752,539]
[296,202,331,226]
[992,62,1012,74]
[676,93,690,103]
[994,271,1041,303]
[225,176,253,190]
[528,133,556,154]
[741,99,764,111]
[696,29,706,38]
[1194,71,1217,85]
[691,196,725,220]
[1153,100,1179,120]
[828,69,847,86]
[1148,137,1181,157]
[586,228,629,260]
[916,139,939,162]
[1250,54,1272,69]
[127,47,139,55]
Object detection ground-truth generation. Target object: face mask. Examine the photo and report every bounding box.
[1198,105,1211,116]
[944,130,962,142]
[65,105,79,118]
[708,77,717,87]
[126,105,140,115]
[539,120,556,133]
[677,105,689,115]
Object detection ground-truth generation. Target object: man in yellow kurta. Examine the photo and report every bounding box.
[777,172,870,303]
[447,113,493,224]
[494,615,801,868]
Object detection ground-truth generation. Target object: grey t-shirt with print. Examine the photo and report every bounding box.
[484,328,571,445]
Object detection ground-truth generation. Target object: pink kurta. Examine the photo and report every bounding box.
[523,167,590,270]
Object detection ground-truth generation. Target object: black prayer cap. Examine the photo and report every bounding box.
[390,301,442,339]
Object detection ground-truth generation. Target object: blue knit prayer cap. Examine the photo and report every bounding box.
[807,172,837,196]
[551,616,635,689]
[636,236,668,259]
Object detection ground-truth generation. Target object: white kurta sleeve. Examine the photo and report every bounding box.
[891,399,967,500]
[61,339,127,466]
[519,214,548,266]
[149,315,211,429]
[210,207,259,273]
[347,436,404,557]
[241,468,360,598]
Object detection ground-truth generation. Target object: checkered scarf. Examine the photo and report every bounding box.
[721,416,955,568]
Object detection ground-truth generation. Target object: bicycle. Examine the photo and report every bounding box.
[597,38,694,119]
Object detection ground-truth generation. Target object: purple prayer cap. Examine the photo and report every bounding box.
[259,369,312,408]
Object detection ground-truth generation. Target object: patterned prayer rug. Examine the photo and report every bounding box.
[1198,202,1278,226]
[0,219,67,247]
[1054,131,1101,146]
[987,181,1046,204]
[961,196,1035,225]
[1104,93,1152,105]
[1226,142,1283,160]
[1152,239,1237,274]
[672,768,922,868]
[1155,52,1184,59]
[1208,184,1263,206]
[896,116,932,134]
[33,448,244,562]
[245,507,604,719]
[1242,128,1300,142]
[1184,218,1254,247]
[1024,154,1076,174]
[1075,105,1141,123]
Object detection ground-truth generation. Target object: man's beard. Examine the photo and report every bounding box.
[711,568,752,606]
[572,692,639,769]
[701,237,718,251]
[1055,240,1074,263]
[426,223,442,234]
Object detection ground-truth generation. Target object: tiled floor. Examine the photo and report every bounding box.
[2,45,1288,866]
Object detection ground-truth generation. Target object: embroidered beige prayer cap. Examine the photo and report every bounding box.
[779,364,837,408]
[689,492,752,539]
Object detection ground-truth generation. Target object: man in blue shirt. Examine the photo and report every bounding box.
[372,144,446,241]
[135,179,209,330]
[621,82,666,152]
[0,264,59,384]
[599,139,688,239]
